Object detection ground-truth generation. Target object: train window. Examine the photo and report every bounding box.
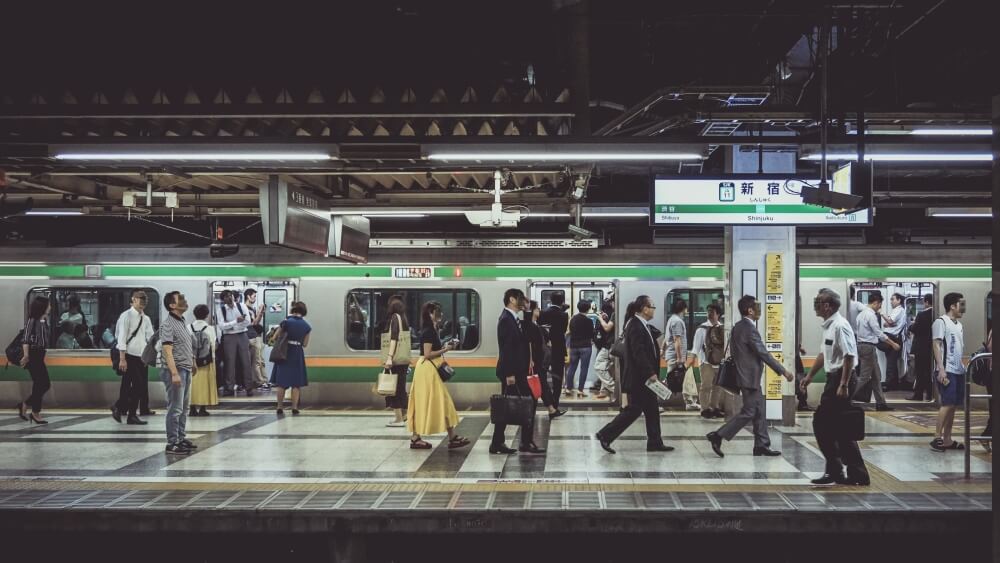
[26,287,160,350]
[346,289,481,351]
[665,289,724,348]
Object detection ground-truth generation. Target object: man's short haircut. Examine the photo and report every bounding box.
[577,300,591,313]
[193,304,210,320]
[817,288,842,312]
[706,303,722,316]
[244,288,256,298]
[923,293,933,305]
[737,295,757,316]
[163,291,179,311]
[671,299,687,315]
[943,292,963,312]
[892,292,905,303]
[550,290,565,306]
[867,291,883,305]
[503,288,525,306]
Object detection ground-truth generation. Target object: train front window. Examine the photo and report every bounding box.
[27,287,160,350]
[346,289,481,352]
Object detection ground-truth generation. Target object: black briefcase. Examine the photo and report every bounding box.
[490,386,534,427]
[714,357,741,394]
[839,405,866,441]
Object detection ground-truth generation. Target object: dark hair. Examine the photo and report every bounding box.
[577,300,591,313]
[385,295,409,332]
[73,324,88,337]
[706,303,722,317]
[244,288,256,299]
[28,296,49,320]
[923,293,933,305]
[631,295,651,315]
[291,301,308,316]
[528,300,539,314]
[867,291,883,305]
[193,304,210,320]
[943,292,963,312]
[163,291,180,311]
[67,294,81,309]
[421,301,442,329]
[550,290,565,306]
[738,295,757,316]
[503,288,525,307]
[131,289,147,299]
[892,293,905,303]
[219,290,232,300]
[671,298,687,315]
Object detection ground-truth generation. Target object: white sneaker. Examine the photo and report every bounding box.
[386,420,406,427]
[685,403,702,411]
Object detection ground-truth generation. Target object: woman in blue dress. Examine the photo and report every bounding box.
[270,301,311,415]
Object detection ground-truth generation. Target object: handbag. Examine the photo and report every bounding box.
[527,374,542,399]
[713,336,741,394]
[665,365,685,393]
[380,314,412,366]
[437,360,455,382]
[269,329,289,363]
[375,368,398,396]
[490,385,534,427]
[5,329,24,367]
[610,319,629,359]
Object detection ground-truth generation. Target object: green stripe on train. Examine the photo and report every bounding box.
[799,266,991,279]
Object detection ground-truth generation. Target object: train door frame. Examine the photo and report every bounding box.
[527,279,619,407]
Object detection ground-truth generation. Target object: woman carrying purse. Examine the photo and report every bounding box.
[17,296,52,424]
[381,296,411,427]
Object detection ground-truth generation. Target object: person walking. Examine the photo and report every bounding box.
[539,291,569,409]
[566,300,595,398]
[855,291,900,411]
[381,295,411,427]
[491,289,544,455]
[882,292,907,389]
[800,288,869,486]
[663,299,700,411]
[406,302,469,450]
[523,300,566,420]
[592,294,617,401]
[706,295,793,457]
[16,296,52,424]
[111,289,155,425]
[930,293,967,452]
[692,303,725,419]
[244,289,269,390]
[217,290,254,397]
[159,291,197,455]
[270,302,312,415]
[595,295,672,454]
[189,304,219,417]
[907,294,935,401]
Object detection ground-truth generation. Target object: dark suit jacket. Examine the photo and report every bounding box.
[908,308,933,358]
[731,317,784,390]
[539,305,568,356]
[496,310,529,381]
[621,316,660,393]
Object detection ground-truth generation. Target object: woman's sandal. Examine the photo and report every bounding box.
[448,436,470,449]
[409,439,432,449]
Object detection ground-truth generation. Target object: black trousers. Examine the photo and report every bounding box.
[115,354,147,416]
[597,384,663,447]
[549,355,565,408]
[814,379,868,480]
[383,364,409,409]
[24,349,50,414]
[491,377,536,448]
[911,352,933,399]
[885,333,903,386]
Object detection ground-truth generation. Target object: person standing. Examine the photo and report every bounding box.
[159,291,197,455]
[271,302,312,415]
[663,299,700,412]
[907,294,935,401]
[592,295,617,401]
[523,300,566,420]
[595,295,672,454]
[566,300,595,398]
[882,293,907,389]
[189,304,219,417]
[930,293,967,452]
[855,291,900,411]
[491,289,544,454]
[539,291,569,409]
[800,288,868,486]
[16,296,52,424]
[706,295,793,457]
[381,295,411,427]
[406,302,468,450]
[244,289,269,390]
[217,290,254,397]
[111,289,155,425]
[692,303,725,419]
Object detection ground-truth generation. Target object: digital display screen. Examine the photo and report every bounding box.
[393,267,433,279]
[331,215,370,264]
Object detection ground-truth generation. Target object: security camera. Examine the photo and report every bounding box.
[568,224,596,240]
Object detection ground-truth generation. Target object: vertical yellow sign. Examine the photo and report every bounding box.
[765,253,783,294]
[765,303,784,343]
[765,352,784,400]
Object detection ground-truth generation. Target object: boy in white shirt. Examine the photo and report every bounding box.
[930,292,967,452]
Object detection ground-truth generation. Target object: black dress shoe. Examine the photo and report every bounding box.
[126,415,148,425]
[810,473,842,486]
[189,407,200,417]
[700,409,715,419]
[222,389,235,397]
[711,408,725,418]
[110,405,122,423]
[646,444,675,452]
[489,445,516,455]
[797,403,814,412]
[140,410,156,416]
[753,447,781,456]
[518,444,546,454]
[548,409,567,420]
[596,433,616,454]
[706,431,724,458]
[875,403,894,411]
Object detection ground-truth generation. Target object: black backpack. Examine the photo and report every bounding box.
[191,324,214,367]
[5,329,25,366]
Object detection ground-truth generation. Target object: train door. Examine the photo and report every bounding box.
[850,281,935,389]
[210,280,297,403]
[528,280,617,406]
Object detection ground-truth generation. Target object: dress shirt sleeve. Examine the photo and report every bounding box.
[217,306,237,330]
[115,312,128,351]
[838,324,857,359]
[691,326,706,361]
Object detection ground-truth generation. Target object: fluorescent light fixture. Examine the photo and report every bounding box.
[527,212,571,218]
[582,212,648,218]
[802,153,992,162]
[926,207,992,218]
[25,209,85,216]
[363,214,428,218]
[336,209,465,216]
[54,153,332,161]
[427,152,703,161]
[910,128,993,136]
[207,208,260,216]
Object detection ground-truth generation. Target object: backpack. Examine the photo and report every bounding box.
[141,329,160,367]
[5,329,24,366]
[191,324,214,367]
[110,313,145,375]
[704,324,725,366]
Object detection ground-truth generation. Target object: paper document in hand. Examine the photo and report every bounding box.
[646,378,672,401]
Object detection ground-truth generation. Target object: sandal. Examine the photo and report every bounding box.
[982,440,992,453]
[576,390,586,398]
[409,439,432,450]
[448,436,470,449]
[945,441,965,450]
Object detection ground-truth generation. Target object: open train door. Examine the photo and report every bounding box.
[528,279,618,407]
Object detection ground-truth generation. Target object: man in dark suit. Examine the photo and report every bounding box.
[539,291,569,408]
[595,295,672,454]
[491,288,544,455]
[907,294,934,401]
[707,295,793,457]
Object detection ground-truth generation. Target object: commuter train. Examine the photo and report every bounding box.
[0,245,991,408]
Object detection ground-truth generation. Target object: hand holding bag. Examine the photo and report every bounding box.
[713,335,741,395]
[269,328,289,363]
[490,384,534,427]
[375,368,398,396]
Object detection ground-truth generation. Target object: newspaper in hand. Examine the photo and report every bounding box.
[645,377,672,401]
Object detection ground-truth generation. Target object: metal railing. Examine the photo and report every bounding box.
[964,352,991,478]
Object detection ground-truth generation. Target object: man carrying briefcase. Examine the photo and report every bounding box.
[490,288,544,455]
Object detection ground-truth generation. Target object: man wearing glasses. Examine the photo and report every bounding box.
[111,290,155,425]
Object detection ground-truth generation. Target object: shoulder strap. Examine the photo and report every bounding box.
[237,302,246,317]
[125,313,144,344]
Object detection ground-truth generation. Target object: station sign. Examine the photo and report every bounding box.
[650,175,871,226]
[393,267,434,279]
[260,177,330,256]
[330,215,370,264]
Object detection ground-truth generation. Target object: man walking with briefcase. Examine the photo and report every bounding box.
[491,288,544,455]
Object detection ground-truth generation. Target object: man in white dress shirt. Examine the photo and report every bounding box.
[111,289,155,425]
[855,291,900,411]
[881,293,907,390]
[243,289,269,390]
[217,290,254,397]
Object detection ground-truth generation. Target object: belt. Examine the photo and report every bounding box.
[858,341,878,346]
[288,340,303,346]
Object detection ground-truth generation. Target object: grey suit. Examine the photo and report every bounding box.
[716,317,785,448]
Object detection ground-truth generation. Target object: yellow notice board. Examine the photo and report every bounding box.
[765,253,783,294]
[765,303,784,343]
[765,352,784,400]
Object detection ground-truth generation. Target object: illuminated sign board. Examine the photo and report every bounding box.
[650,175,871,226]
[260,177,330,255]
[393,267,434,279]
[329,215,370,264]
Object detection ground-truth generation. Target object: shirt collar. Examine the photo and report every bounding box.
[634,313,651,327]
[504,307,520,319]
[821,311,842,330]
[169,312,184,321]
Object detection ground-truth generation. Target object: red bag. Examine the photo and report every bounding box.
[527,374,542,400]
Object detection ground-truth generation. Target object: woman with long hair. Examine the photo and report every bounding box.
[522,300,566,419]
[382,295,411,427]
[17,296,52,423]
[406,301,469,449]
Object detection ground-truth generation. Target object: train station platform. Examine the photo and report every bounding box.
[0,407,992,561]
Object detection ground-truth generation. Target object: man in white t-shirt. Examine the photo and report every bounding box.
[930,292,966,452]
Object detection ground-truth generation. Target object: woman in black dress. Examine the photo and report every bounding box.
[382,295,411,427]
[522,300,566,420]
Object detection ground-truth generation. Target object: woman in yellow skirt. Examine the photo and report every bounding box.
[189,304,219,416]
[407,301,470,450]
